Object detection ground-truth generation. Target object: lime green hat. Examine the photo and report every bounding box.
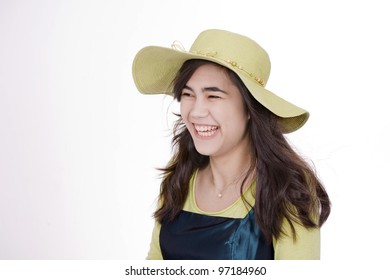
[132,29,309,133]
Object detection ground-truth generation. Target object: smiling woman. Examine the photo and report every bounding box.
[132,29,331,260]
[180,63,250,159]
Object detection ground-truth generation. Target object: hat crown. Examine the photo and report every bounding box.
[189,29,271,86]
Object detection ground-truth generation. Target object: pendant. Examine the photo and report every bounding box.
[218,193,222,198]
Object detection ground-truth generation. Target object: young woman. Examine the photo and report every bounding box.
[132,29,331,260]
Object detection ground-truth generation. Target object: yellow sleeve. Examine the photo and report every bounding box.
[146,221,163,260]
[273,219,321,260]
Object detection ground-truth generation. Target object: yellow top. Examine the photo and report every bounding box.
[147,171,320,260]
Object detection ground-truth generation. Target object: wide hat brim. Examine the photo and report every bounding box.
[132,44,309,133]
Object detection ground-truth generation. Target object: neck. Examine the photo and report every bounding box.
[207,138,253,190]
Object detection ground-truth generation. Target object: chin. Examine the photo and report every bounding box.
[194,145,217,157]
[195,149,213,157]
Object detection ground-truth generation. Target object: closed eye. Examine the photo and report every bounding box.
[203,86,227,99]
[181,92,193,97]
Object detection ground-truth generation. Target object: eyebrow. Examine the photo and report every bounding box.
[183,85,228,94]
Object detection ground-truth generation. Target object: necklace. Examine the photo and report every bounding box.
[205,164,253,199]
[214,172,248,199]
[216,185,233,198]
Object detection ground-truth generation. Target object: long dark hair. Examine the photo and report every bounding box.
[155,59,330,242]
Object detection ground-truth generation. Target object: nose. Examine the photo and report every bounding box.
[190,96,209,119]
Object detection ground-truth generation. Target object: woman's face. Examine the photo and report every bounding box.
[180,63,250,158]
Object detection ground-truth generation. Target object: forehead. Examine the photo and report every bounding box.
[186,63,233,86]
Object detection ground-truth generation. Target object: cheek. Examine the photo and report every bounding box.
[180,102,188,118]
[180,103,192,126]
[228,117,248,135]
[223,109,249,135]
[223,104,248,125]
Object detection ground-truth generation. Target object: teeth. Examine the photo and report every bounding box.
[194,125,218,137]
[198,130,217,137]
[194,125,218,132]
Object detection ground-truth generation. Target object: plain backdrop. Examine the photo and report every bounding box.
[0,0,389,266]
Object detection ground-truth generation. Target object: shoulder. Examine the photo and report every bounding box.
[273,218,321,260]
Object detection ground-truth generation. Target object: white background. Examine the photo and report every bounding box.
[0,0,389,268]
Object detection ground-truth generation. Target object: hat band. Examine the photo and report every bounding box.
[171,41,265,87]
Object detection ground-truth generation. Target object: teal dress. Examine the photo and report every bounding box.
[160,208,274,260]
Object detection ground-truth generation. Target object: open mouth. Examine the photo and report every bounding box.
[194,124,219,137]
